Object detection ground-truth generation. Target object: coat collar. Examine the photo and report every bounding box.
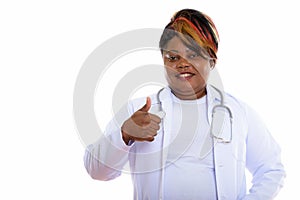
[206,84,223,105]
[158,84,225,126]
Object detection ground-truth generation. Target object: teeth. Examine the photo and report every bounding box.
[179,73,193,78]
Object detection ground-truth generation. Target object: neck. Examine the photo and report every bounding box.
[171,87,207,100]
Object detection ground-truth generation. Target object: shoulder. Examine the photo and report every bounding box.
[225,92,247,110]
[223,90,265,127]
[208,85,248,113]
[222,90,252,121]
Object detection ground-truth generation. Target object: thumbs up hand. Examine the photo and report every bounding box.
[121,97,161,145]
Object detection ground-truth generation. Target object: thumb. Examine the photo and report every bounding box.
[139,97,151,112]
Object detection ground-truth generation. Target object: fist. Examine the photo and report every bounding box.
[121,97,161,144]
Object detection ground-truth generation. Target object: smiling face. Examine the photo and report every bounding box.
[162,36,212,100]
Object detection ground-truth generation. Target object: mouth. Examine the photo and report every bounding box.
[175,72,195,81]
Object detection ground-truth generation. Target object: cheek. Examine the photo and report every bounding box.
[195,64,211,80]
[203,65,211,76]
[164,65,176,75]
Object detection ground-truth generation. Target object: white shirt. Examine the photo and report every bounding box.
[163,94,217,199]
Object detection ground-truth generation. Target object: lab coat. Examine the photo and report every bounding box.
[84,85,285,200]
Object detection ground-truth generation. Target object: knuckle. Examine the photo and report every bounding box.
[143,116,151,123]
[141,130,148,137]
[147,137,155,142]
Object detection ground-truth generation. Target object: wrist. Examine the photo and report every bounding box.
[121,130,134,146]
[121,131,130,145]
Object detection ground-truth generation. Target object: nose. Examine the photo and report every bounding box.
[176,57,191,69]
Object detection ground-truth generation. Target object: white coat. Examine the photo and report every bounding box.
[84,85,285,200]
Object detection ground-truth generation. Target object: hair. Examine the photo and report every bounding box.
[159,9,219,61]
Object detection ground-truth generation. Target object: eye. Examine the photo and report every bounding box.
[165,54,179,62]
[188,53,199,59]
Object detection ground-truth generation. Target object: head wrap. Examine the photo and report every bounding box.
[159,9,219,60]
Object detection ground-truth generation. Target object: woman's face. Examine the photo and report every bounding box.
[162,36,212,100]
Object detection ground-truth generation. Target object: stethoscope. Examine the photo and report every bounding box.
[156,85,233,143]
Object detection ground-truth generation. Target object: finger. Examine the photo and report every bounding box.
[139,97,151,112]
[129,116,150,127]
[149,121,160,130]
[145,128,159,137]
[145,136,155,142]
[141,125,157,134]
[143,120,160,131]
[149,113,161,123]
[141,113,151,125]
[131,135,155,142]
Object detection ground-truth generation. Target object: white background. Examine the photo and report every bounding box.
[1,0,299,199]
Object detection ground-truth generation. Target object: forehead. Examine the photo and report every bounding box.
[164,36,195,53]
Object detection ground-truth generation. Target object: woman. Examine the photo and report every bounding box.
[84,9,285,199]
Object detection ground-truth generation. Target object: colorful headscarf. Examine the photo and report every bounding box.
[159,9,219,61]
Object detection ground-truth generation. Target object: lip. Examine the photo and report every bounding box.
[175,72,195,81]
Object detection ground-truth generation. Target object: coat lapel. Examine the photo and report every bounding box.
[207,85,238,199]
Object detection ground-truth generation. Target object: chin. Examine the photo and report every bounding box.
[171,86,197,96]
[170,83,207,97]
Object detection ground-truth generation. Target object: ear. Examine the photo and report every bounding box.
[209,59,216,69]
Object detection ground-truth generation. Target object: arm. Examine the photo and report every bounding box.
[243,105,286,199]
[83,102,134,181]
[83,97,161,181]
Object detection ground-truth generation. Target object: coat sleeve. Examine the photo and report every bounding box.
[83,102,135,181]
[242,104,286,199]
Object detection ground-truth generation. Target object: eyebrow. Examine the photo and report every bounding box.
[164,49,193,54]
[164,50,178,54]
